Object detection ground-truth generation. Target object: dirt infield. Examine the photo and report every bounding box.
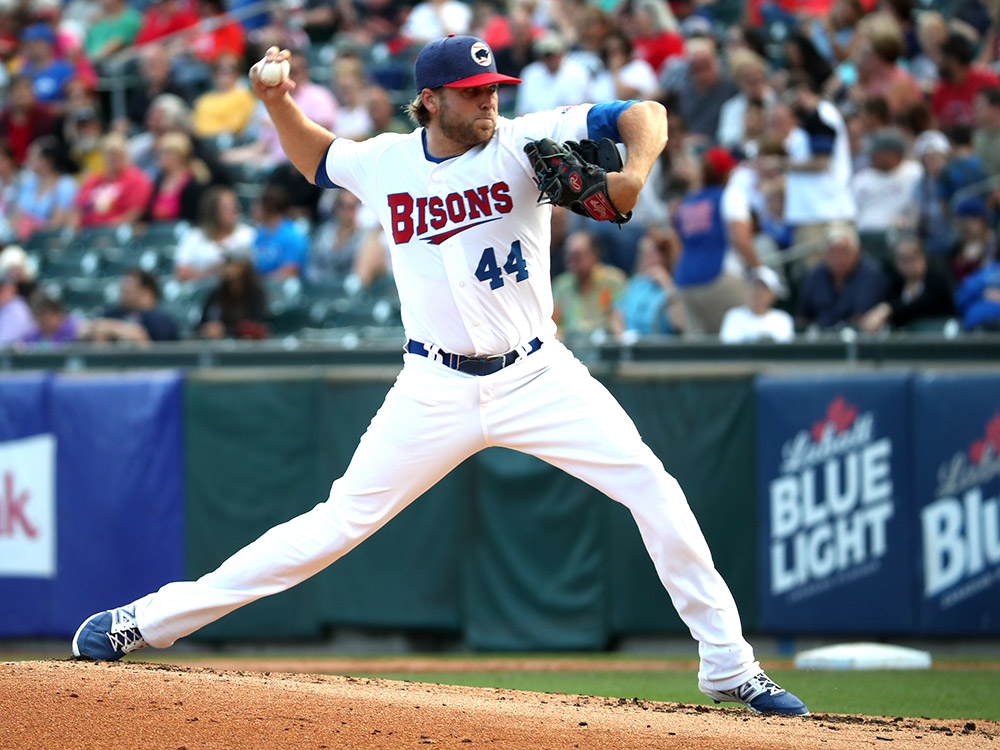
[3,661,998,750]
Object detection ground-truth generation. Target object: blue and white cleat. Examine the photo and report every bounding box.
[72,605,147,661]
[701,672,809,715]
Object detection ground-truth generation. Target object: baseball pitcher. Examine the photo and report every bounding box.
[73,36,807,716]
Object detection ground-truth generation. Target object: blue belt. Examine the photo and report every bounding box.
[406,337,542,376]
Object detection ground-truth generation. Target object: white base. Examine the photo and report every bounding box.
[794,642,932,671]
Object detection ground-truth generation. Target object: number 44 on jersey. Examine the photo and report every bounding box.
[475,240,529,290]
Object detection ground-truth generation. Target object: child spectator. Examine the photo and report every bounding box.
[720,267,794,343]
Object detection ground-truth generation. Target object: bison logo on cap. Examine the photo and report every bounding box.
[470,41,492,66]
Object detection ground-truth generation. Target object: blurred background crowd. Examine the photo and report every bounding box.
[0,0,998,348]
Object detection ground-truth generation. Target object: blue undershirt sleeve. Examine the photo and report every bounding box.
[314,140,340,189]
[586,100,640,142]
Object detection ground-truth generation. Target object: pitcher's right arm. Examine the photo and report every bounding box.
[249,47,336,185]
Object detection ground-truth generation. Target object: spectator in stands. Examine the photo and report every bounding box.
[588,29,658,103]
[931,32,1000,131]
[144,132,209,224]
[330,61,374,141]
[808,0,863,66]
[671,37,738,143]
[783,76,856,250]
[174,186,254,281]
[198,255,268,339]
[973,87,1000,177]
[72,133,154,229]
[672,147,753,335]
[86,268,180,342]
[20,23,75,104]
[0,76,56,165]
[21,292,81,345]
[134,0,197,47]
[613,229,680,339]
[401,0,472,43]
[938,125,988,207]
[191,55,256,140]
[911,12,946,91]
[0,245,37,300]
[125,47,188,129]
[0,268,36,345]
[251,185,308,280]
[913,129,956,256]
[628,0,684,72]
[853,14,923,118]
[515,32,589,116]
[0,144,19,242]
[796,223,889,330]
[83,0,142,64]
[720,266,794,343]
[951,197,997,282]
[188,0,246,64]
[10,136,77,241]
[552,231,626,339]
[54,79,105,177]
[783,32,833,96]
[310,190,366,280]
[852,129,923,232]
[368,86,409,135]
[954,257,1000,330]
[717,50,774,150]
[859,235,955,332]
[128,93,191,178]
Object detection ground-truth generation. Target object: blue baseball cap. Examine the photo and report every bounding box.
[23,24,56,45]
[414,35,521,91]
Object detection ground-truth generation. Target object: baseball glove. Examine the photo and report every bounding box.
[523,138,632,225]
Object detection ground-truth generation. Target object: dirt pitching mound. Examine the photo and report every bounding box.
[2,660,997,749]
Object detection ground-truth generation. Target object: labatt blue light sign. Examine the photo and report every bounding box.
[915,374,1000,634]
[756,376,914,632]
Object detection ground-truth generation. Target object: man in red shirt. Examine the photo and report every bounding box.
[73,133,153,228]
[0,76,56,164]
[931,32,1000,130]
[135,0,198,46]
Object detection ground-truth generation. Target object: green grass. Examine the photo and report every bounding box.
[350,668,1000,722]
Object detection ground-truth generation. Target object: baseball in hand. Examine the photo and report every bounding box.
[258,57,290,87]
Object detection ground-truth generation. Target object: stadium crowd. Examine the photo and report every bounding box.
[0,0,998,347]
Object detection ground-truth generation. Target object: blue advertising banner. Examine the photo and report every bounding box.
[914,373,1000,634]
[756,374,914,632]
[0,372,185,638]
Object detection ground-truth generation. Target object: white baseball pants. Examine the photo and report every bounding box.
[133,339,759,691]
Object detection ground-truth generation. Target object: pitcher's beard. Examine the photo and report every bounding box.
[439,104,496,146]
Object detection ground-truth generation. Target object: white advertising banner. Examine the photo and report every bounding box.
[0,434,57,578]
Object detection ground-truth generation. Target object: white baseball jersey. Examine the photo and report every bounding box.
[317,105,594,357]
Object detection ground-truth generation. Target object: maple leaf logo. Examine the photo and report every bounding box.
[968,412,1000,464]
[810,395,859,442]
